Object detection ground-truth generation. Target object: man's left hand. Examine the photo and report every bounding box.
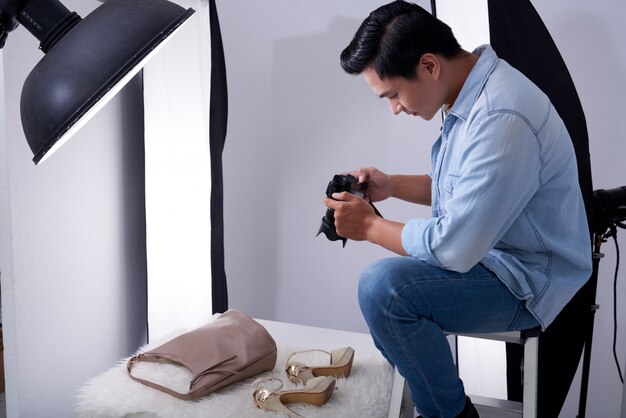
[323,192,376,241]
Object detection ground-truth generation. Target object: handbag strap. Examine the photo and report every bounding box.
[126,353,239,400]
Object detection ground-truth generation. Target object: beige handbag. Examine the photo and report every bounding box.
[127,309,277,400]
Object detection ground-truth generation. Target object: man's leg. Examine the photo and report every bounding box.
[358,257,539,418]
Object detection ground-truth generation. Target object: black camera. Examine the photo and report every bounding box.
[317,174,368,247]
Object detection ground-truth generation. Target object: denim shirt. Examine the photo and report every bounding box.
[401,45,592,329]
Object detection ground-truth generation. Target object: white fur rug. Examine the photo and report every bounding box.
[75,336,394,418]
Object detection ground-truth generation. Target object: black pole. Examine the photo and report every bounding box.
[577,236,604,417]
[430,0,437,17]
[208,0,229,314]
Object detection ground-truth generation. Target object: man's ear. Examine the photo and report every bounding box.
[419,53,440,80]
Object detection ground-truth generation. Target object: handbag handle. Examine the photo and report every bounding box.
[127,353,239,400]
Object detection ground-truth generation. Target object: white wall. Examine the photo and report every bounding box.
[534,2,626,416]
[0,0,147,415]
[219,0,626,416]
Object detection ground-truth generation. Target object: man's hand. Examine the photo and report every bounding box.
[347,167,391,203]
[323,191,376,241]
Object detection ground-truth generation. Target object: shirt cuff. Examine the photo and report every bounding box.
[402,218,443,268]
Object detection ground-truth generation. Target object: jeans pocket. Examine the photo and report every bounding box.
[507,301,538,331]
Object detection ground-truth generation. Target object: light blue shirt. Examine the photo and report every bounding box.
[401,45,592,329]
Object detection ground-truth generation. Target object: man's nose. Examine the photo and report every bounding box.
[390,99,404,115]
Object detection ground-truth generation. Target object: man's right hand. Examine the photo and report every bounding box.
[348,167,391,203]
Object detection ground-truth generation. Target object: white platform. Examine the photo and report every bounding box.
[75,318,409,418]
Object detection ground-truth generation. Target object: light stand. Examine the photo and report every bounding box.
[578,186,626,417]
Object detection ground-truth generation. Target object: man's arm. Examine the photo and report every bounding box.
[324,192,408,256]
[402,112,542,272]
[324,169,430,256]
[366,216,408,256]
[389,174,432,205]
[349,167,432,205]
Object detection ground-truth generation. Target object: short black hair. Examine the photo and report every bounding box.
[340,0,461,79]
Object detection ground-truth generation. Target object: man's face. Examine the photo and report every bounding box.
[362,58,442,121]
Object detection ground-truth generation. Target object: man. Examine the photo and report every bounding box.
[323,1,592,417]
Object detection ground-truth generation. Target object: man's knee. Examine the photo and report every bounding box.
[358,258,402,316]
[359,257,440,320]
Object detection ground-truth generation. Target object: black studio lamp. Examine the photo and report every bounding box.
[0,0,195,164]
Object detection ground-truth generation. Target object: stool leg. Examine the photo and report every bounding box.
[523,337,538,418]
[389,367,412,418]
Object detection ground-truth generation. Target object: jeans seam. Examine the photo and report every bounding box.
[507,301,525,331]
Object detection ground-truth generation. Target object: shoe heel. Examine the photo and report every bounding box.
[305,347,355,378]
[285,346,355,384]
[253,376,336,417]
[329,346,355,377]
[281,376,336,406]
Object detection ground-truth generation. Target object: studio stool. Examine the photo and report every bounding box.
[386,328,540,418]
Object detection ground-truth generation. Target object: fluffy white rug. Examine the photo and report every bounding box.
[75,337,394,418]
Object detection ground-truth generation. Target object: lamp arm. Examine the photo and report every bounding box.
[0,0,25,47]
[0,0,81,52]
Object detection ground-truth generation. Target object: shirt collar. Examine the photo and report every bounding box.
[446,44,498,120]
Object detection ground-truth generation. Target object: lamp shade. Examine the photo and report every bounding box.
[19,0,195,164]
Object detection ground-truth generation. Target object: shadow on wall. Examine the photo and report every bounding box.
[118,74,148,349]
[266,15,400,331]
[224,8,435,332]
[225,13,390,327]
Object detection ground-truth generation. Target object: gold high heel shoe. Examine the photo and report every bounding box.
[285,347,355,384]
[252,376,336,418]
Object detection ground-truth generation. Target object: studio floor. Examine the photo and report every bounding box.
[475,405,519,418]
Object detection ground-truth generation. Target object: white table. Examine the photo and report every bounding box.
[77,318,413,418]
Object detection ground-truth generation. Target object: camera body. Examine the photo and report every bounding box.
[317,174,367,247]
[324,174,367,200]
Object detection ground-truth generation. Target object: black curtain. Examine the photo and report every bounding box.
[487,1,595,417]
[209,0,229,314]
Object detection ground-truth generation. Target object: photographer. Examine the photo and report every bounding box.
[323,1,592,417]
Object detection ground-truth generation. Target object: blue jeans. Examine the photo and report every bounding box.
[358,257,540,418]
